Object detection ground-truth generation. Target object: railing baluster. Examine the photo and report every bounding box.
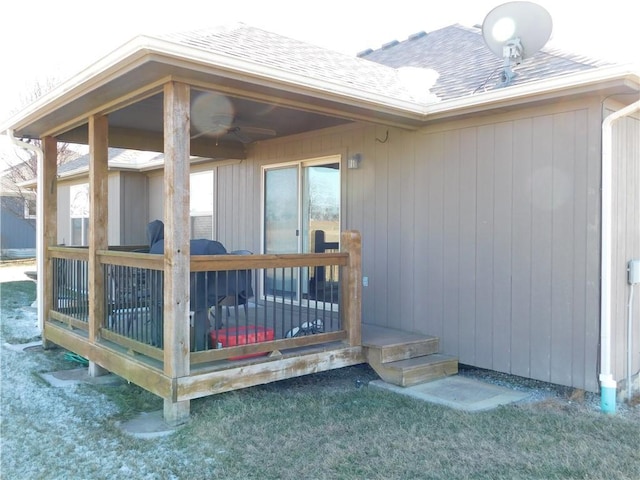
[47,244,354,362]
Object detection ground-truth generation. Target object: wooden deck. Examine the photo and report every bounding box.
[44,233,363,425]
[44,235,456,424]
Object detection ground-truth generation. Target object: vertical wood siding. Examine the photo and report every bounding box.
[245,100,603,391]
[610,110,640,385]
[120,172,149,246]
[55,97,613,391]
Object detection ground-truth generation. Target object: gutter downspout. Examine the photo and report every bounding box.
[6,130,45,333]
[600,99,640,414]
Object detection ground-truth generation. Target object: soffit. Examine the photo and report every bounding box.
[3,36,638,149]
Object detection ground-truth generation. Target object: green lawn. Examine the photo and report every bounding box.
[2,278,639,479]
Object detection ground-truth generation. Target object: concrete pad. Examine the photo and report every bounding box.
[40,368,125,388]
[116,410,179,439]
[4,340,43,353]
[370,375,531,412]
[39,368,177,438]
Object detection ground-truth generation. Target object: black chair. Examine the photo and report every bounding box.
[208,250,254,329]
[308,230,339,302]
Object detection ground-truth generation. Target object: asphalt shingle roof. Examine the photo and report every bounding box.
[57,148,163,175]
[159,23,612,105]
[358,24,610,101]
[160,23,418,103]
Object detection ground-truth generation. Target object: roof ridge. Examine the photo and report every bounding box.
[358,23,479,57]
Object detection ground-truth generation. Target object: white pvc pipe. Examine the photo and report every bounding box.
[628,283,635,402]
[6,130,45,332]
[600,99,640,413]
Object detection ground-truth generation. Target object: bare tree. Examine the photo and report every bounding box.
[1,78,80,219]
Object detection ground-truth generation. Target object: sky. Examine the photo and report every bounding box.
[0,0,638,137]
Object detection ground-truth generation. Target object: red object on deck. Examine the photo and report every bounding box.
[210,325,275,360]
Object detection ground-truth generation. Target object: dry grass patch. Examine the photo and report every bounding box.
[3,279,639,480]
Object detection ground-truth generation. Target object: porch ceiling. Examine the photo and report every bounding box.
[3,31,639,154]
[2,43,427,154]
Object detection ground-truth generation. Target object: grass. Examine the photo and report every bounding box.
[87,370,639,480]
[2,278,639,479]
[0,280,40,344]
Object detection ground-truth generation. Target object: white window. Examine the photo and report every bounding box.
[70,183,90,246]
[190,170,214,239]
[24,197,36,219]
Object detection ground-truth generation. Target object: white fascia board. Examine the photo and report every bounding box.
[0,37,156,133]
[120,40,640,119]
[2,34,638,135]
[423,63,640,116]
[143,37,424,113]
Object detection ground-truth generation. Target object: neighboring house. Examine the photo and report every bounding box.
[47,147,219,246]
[0,167,36,259]
[3,21,638,417]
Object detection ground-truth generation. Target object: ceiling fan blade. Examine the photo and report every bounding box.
[229,127,253,144]
[238,126,276,137]
[190,123,228,140]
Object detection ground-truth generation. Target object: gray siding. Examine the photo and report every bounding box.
[249,99,603,391]
[119,172,149,246]
[0,196,36,251]
[58,172,148,247]
[57,186,70,245]
[54,97,633,393]
[148,173,164,223]
[610,108,640,386]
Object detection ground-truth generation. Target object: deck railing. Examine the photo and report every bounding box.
[50,247,90,329]
[46,234,361,367]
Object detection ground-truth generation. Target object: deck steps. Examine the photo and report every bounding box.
[362,324,458,387]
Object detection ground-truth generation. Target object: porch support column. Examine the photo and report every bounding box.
[341,230,362,347]
[88,114,109,377]
[162,81,191,426]
[41,137,57,348]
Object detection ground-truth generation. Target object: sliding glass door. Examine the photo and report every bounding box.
[263,156,341,301]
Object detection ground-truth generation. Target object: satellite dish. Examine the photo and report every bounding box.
[481,1,553,86]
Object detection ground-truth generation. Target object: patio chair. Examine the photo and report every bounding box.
[308,230,339,302]
[208,250,254,330]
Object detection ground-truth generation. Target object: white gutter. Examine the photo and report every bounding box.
[6,130,45,333]
[599,98,640,413]
[2,31,638,137]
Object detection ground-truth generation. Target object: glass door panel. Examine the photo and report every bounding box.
[302,163,340,301]
[264,166,299,298]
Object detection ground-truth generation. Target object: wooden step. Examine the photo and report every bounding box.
[362,324,459,388]
[362,324,440,363]
[369,354,459,387]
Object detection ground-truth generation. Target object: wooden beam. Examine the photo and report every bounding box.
[189,252,348,271]
[97,250,163,270]
[163,81,191,380]
[177,346,363,401]
[44,322,172,399]
[341,231,362,347]
[41,137,58,347]
[49,311,89,331]
[189,331,347,364]
[88,115,109,377]
[58,126,247,159]
[48,246,90,261]
[162,81,192,425]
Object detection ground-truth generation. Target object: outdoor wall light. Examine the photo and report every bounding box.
[348,153,362,169]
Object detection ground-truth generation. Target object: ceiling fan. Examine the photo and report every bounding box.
[190,91,277,144]
[191,123,276,143]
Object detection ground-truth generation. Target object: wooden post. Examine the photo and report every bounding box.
[88,115,109,377]
[41,137,58,349]
[163,81,191,425]
[341,230,362,347]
